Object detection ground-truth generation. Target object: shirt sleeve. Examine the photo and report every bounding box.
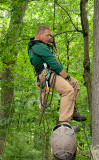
[33,43,63,74]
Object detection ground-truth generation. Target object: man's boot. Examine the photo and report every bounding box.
[73,106,87,122]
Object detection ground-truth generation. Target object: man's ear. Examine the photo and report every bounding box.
[39,32,43,37]
[76,147,79,153]
[51,148,53,153]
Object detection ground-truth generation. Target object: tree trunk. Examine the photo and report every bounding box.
[91,0,99,159]
[80,0,92,114]
[0,0,28,157]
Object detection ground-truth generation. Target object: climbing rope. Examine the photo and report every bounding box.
[39,72,56,126]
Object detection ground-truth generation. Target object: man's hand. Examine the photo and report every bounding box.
[59,69,68,78]
[65,75,71,81]
[59,69,71,80]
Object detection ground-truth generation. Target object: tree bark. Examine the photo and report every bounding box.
[0,0,28,157]
[91,0,99,159]
[80,0,92,113]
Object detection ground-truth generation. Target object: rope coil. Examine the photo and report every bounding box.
[39,73,56,126]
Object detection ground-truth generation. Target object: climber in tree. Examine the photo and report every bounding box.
[28,25,87,132]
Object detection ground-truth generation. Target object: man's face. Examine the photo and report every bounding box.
[40,29,52,44]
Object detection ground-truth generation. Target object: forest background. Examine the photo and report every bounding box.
[0,0,94,160]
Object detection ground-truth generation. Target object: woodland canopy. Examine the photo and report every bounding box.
[0,0,95,160]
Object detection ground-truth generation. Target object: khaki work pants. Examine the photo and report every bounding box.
[39,72,80,122]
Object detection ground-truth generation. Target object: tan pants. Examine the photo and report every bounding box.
[39,73,80,122]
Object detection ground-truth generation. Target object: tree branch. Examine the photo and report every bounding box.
[57,2,83,33]
[55,30,82,36]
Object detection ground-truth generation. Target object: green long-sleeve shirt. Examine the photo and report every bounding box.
[28,38,63,74]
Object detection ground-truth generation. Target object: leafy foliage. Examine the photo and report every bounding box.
[0,0,93,159]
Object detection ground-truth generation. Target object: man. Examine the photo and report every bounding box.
[28,25,87,132]
[51,122,78,160]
